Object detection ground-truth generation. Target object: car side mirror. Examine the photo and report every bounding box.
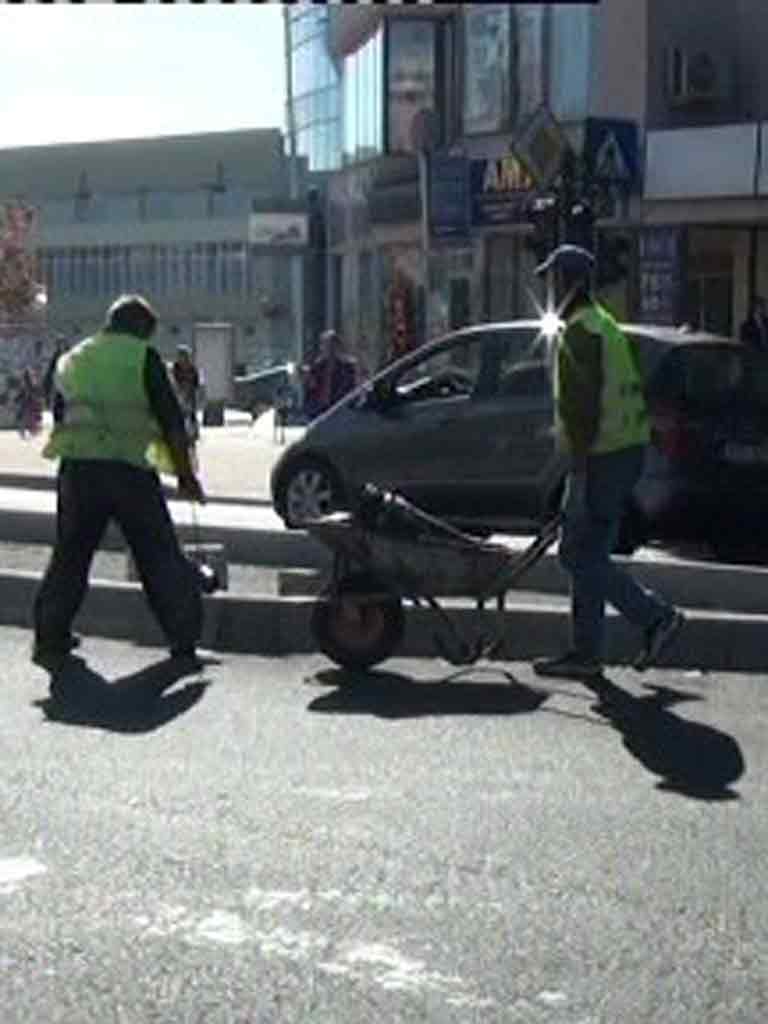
[369,378,396,411]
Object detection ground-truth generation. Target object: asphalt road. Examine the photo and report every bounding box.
[1,625,765,1022]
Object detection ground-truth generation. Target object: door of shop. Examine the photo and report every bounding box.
[687,242,734,336]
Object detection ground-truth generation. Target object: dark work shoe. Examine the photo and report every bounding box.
[31,634,82,671]
[169,646,204,671]
[533,651,603,681]
[634,609,685,672]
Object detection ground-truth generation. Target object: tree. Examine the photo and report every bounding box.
[0,201,42,322]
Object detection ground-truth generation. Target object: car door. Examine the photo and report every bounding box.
[467,325,559,517]
[354,330,498,513]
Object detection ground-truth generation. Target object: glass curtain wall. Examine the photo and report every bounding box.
[288,6,342,171]
[342,27,384,165]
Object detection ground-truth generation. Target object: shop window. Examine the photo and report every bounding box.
[515,5,546,121]
[387,19,438,154]
[463,6,512,135]
[549,4,594,123]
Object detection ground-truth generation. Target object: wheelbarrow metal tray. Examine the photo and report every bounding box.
[306,512,518,597]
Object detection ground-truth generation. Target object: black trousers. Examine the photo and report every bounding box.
[33,459,202,653]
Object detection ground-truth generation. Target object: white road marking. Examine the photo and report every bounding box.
[0,855,47,894]
[291,786,373,803]
[193,911,250,946]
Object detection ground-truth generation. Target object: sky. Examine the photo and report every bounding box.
[0,3,287,149]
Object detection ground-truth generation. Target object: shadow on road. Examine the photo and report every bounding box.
[32,655,210,734]
[308,667,745,801]
[585,677,745,801]
[306,666,549,718]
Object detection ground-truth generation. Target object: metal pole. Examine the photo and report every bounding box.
[283,6,303,369]
[418,149,430,340]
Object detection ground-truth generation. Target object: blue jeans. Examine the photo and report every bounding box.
[559,445,670,661]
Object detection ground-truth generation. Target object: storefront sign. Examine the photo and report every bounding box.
[636,226,686,325]
[470,153,535,226]
[248,213,308,247]
[429,155,470,241]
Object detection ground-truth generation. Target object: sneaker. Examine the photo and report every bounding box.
[634,609,685,672]
[533,651,603,680]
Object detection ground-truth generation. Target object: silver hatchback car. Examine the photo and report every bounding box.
[271,319,750,556]
[273,319,566,528]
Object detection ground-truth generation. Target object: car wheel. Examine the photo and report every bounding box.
[311,574,405,670]
[277,457,344,528]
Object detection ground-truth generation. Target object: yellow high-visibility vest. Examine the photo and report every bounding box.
[43,330,175,473]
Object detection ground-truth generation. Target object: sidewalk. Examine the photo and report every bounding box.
[0,409,301,504]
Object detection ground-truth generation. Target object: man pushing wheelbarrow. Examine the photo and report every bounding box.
[531,244,684,681]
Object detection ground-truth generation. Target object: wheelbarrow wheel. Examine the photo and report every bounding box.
[312,574,405,670]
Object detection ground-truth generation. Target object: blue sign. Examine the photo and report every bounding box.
[636,226,686,325]
[470,154,535,227]
[584,118,639,188]
[429,156,471,242]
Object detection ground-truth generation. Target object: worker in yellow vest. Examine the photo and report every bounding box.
[532,245,684,681]
[32,294,206,672]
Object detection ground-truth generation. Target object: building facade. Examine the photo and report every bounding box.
[0,129,310,372]
[641,0,768,337]
[310,3,633,376]
[288,0,768,368]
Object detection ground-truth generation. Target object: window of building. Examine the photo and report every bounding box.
[342,27,384,164]
[549,3,594,123]
[144,191,175,220]
[515,5,546,121]
[387,19,438,154]
[463,5,512,135]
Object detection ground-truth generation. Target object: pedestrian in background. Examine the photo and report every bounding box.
[301,329,357,420]
[273,378,294,444]
[15,367,43,438]
[532,245,684,681]
[171,344,202,445]
[32,294,206,671]
[739,296,768,352]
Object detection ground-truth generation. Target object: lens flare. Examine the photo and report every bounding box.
[539,311,563,338]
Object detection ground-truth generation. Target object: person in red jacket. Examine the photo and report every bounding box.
[301,330,357,420]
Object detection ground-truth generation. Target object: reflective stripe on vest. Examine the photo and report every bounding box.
[559,303,650,454]
[43,331,175,472]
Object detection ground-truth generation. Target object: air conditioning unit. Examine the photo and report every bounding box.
[666,47,731,106]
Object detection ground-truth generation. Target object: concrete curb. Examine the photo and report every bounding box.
[0,506,329,569]
[0,472,271,508]
[6,567,768,673]
[2,498,768,612]
[277,548,768,617]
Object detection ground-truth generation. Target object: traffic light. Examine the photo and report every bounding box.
[525,195,559,264]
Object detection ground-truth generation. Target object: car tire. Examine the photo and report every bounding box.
[311,574,405,670]
[275,457,345,528]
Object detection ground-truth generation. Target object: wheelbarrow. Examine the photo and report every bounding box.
[305,484,561,669]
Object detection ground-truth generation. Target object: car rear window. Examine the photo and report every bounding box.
[649,346,745,409]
